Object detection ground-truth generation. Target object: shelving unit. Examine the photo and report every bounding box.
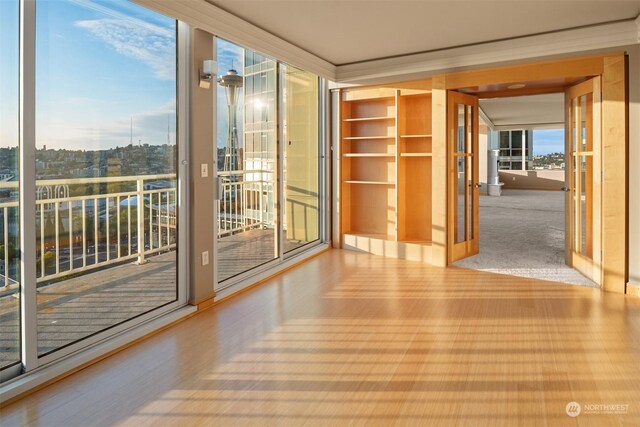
[398,91,432,243]
[339,87,433,261]
[340,89,397,240]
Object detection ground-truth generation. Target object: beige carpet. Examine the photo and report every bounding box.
[453,189,597,287]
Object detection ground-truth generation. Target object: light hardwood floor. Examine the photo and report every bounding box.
[1,249,639,426]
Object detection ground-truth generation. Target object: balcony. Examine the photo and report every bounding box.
[0,171,285,364]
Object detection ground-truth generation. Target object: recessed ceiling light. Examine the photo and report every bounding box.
[507,83,526,90]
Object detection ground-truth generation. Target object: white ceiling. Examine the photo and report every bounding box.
[480,93,565,130]
[205,0,640,65]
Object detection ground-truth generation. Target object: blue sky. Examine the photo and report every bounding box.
[1,0,176,150]
[532,129,564,155]
[216,38,243,150]
[0,0,19,150]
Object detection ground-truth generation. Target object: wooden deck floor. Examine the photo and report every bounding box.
[2,249,639,426]
[0,229,303,366]
[217,228,309,281]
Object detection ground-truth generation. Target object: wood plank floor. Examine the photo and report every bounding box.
[1,249,639,426]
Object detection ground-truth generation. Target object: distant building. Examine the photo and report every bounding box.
[498,130,534,170]
[243,50,277,226]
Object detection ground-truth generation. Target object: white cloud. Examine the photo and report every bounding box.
[75,18,175,80]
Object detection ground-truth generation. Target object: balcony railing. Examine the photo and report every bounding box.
[217,169,276,238]
[0,169,276,292]
[0,174,177,291]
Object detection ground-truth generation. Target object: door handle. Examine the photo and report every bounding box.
[475,183,482,189]
[560,186,570,192]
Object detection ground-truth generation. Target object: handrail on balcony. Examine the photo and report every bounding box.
[0,174,177,291]
[0,170,280,292]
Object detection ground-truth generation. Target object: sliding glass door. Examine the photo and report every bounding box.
[216,39,278,283]
[215,39,323,287]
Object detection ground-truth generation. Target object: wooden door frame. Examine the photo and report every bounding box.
[431,52,627,293]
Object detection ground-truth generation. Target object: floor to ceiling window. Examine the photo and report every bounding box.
[0,0,184,382]
[281,64,320,253]
[33,0,179,357]
[215,39,323,286]
[0,0,21,373]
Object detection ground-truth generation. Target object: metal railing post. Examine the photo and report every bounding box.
[137,177,145,264]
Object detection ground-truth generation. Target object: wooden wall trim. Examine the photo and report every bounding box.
[431,76,447,267]
[601,54,628,293]
[444,54,611,90]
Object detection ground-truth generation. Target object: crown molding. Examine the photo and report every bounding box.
[132,0,337,80]
[336,19,640,84]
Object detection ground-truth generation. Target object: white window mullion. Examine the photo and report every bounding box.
[277,63,285,261]
[320,77,330,244]
[19,0,39,372]
[177,20,190,305]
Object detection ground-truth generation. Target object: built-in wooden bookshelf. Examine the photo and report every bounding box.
[340,87,433,258]
[398,92,432,243]
[340,89,397,239]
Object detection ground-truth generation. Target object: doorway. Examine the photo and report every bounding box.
[437,56,624,289]
[452,94,596,286]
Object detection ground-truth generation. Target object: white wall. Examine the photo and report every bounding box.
[479,124,488,194]
[499,170,565,190]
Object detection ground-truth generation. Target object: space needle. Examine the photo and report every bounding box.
[218,68,243,173]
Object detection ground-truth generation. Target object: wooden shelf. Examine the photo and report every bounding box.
[400,238,432,244]
[344,232,395,241]
[400,134,432,138]
[344,180,395,185]
[343,94,394,102]
[400,153,432,157]
[343,116,395,122]
[344,136,395,140]
[342,153,395,158]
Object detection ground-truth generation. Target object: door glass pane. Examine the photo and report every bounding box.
[0,0,20,372]
[457,104,465,153]
[573,152,579,252]
[580,95,588,152]
[580,155,592,257]
[216,39,278,283]
[467,106,474,240]
[282,64,319,253]
[572,98,578,152]
[36,0,178,357]
[456,156,466,244]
